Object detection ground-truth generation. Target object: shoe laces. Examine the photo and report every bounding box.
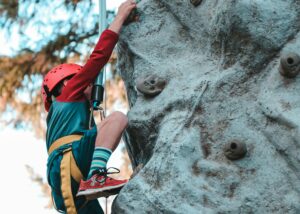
[95,167,121,183]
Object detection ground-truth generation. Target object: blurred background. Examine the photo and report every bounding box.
[0,0,132,213]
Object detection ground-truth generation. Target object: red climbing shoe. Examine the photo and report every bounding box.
[76,168,127,200]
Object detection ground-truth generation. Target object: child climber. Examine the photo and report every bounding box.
[41,1,137,213]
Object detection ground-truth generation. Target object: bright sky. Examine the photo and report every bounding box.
[0,1,127,213]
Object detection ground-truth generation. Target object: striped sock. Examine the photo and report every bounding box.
[88,147,112,178]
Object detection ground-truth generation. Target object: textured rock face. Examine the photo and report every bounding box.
[113,0,300,213]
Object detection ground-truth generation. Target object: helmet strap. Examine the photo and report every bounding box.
[43,85,51,98]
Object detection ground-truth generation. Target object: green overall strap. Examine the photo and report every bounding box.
[48,135,83,214]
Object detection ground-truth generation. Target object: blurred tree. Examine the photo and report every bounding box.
[25,164,53,208]
[0,2,132,211]
[0,0,119,137]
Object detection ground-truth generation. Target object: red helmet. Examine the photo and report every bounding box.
[41,63,82,112]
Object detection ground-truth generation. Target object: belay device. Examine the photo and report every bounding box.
[89,0,107,129]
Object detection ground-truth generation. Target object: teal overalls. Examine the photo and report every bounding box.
[46,101,103,214]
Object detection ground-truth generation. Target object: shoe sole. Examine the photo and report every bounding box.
[76,183,125,199]
[85,187,123,200]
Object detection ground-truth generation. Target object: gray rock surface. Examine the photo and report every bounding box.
[113,0,300,213]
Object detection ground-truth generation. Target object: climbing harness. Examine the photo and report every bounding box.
[48,135,84,214]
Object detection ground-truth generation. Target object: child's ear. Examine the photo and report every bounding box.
[63,79,69,86]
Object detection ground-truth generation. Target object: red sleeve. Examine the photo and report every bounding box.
[57,29,119,102]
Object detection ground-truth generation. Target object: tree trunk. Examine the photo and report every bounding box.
[113,0,300,213]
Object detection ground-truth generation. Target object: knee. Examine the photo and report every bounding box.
[110,111,128,128]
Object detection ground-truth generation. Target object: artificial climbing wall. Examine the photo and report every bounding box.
[113,0,300,213]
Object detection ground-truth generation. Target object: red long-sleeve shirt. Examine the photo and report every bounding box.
[57,29,119,102]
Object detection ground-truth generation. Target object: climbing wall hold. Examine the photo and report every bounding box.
[279,52,300,78]
[224,141,247,160]
[124,8,139,26]
[190,0,202,7]
[136,74,166,97]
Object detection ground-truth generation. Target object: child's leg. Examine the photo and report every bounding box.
[76,111,129,199]
[88,111,128,178]
[96,111,128,151]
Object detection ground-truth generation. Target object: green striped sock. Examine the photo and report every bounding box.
[88,147,112,178]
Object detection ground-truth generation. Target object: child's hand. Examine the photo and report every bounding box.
[109,0,137,34]
[116,0,137,23]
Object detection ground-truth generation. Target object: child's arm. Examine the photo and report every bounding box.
[60,29,119,102]
[108,0,137,34]
[59,0,137,102]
